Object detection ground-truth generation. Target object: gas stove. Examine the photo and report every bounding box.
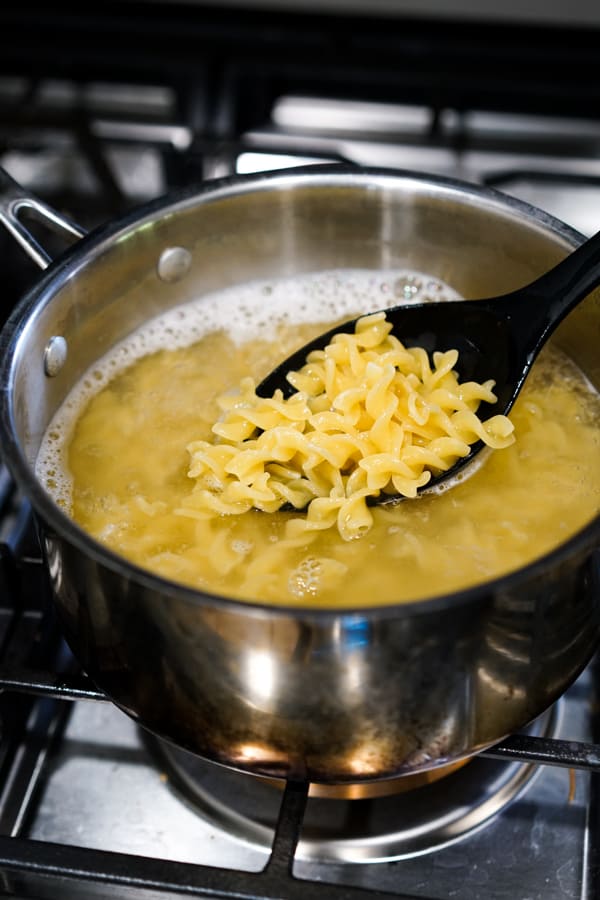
[0,4,600,898]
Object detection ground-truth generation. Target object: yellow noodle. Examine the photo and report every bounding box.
[181,312,515,539]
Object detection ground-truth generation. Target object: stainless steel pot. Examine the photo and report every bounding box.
[0,164,598,785]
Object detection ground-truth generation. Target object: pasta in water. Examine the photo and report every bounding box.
[179,312,515,540]
[35,268,600,608]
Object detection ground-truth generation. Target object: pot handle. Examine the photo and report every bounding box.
[0,165,87,270]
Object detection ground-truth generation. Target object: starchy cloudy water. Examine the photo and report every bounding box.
[32,265,600,607]
[35,268,462,511]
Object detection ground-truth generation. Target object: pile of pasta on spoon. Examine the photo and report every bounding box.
[177,312,515,540]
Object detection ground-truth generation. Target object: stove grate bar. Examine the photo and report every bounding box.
[481,733,600,772]
[0,667,106,702]
[483,168,600,189]
[0,831,419,900]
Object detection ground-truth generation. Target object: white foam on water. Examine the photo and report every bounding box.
[35,268,463,511]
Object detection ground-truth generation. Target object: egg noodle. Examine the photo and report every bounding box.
[178,312,515,540]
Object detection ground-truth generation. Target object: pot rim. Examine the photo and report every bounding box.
[0,163,597,620]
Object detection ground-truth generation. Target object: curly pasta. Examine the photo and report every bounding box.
[177,312,515,540]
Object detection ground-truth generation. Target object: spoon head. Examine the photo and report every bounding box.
[256,298,520,506]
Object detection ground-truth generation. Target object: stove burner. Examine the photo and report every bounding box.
[146,704,558,865]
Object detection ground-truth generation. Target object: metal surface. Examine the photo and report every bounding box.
[0,168,85,269]
[0,165,598,785]
[156,246,193,283]
[42,336,68,378]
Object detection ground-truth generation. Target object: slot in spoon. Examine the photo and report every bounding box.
[256,230,600,504]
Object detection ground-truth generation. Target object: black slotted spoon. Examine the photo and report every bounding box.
[256,230,600,503]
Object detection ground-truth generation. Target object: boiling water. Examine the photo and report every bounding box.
[34,268,600,607]
[36,268,460,512]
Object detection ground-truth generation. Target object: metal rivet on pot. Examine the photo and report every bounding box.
[44,336,68,377]
[157,246,192,283]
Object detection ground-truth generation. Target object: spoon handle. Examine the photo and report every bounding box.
[503,228,600,343]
